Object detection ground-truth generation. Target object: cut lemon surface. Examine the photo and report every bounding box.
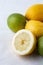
[12,29,36,55]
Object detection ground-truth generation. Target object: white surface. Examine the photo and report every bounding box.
[0,0,43,65]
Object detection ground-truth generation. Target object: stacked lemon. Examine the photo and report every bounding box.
[7,4,43,56]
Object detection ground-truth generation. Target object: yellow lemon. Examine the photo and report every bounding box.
[25,20,43,37]
[25,4,43,21]
[12,29,36,55]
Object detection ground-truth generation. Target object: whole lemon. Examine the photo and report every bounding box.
[25,4,43,21]
[7,13,26,32]
[25,20,43,37]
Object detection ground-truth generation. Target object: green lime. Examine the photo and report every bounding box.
[7,13,26,32]
[38,36,43,56]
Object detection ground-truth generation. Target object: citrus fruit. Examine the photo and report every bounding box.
[25,4,43,21]
[7,13,26,32]
[12,29,36,55]
[38,36,43,56]
[25,20,43,37]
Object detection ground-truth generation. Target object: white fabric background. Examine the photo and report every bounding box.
[0,0,43,65]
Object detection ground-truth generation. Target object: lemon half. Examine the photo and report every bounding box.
[12,29,36,55]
